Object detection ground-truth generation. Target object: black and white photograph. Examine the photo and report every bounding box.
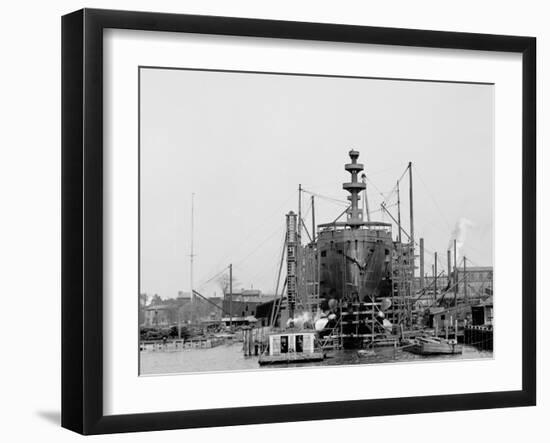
[138,67,495,375]
[0,0,545,439]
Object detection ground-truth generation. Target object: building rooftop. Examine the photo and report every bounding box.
[225,295,276,303]
[145,304,172,311]
[458,266,493,272]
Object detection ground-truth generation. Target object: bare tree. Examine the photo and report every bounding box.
[150,294,162,305]
[216,273,239,297]
[139,293,149,308]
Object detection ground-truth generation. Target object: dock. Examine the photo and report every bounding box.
[259,351,324,365]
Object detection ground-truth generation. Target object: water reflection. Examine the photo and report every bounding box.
[140,342,493,376]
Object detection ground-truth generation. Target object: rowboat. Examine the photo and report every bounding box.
[405,336,463,355]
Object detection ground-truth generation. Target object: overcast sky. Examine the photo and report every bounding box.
[139,67,494,300]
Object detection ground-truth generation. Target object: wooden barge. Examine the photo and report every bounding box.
[258,331,324,365]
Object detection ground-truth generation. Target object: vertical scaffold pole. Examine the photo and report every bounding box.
[434,252,438,302]
[297,185,302,311]
[397,180,402,243]
[408,162,415,258]
[408,163,415,324]
[298,184,302,241]
[311,195,316,242]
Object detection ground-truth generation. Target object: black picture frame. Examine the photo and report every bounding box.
[61,8,536,435]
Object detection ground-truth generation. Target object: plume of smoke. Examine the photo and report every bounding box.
[448,217,474,259]
[286,311,312,329]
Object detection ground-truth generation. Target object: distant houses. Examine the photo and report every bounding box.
[414,265,493,301]
[140,288,275,328]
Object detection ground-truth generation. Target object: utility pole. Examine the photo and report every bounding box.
[434,252,438,300]
[431,264,435,305]
[419,238,425,290]
[229,263,233,330]
[298,184,302,243]
[297,185,302,305]
[190,192,195,323]
[447,250,452,287]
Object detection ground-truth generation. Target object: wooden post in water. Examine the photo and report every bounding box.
[229,263,233,330]
[177,308,181,339]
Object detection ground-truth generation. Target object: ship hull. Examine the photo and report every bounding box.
[317,226,393,305]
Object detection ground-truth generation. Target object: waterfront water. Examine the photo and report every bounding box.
[140,341,493,375]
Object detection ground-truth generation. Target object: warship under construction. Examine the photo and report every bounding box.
[268,149,417,350]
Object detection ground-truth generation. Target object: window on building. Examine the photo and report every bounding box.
[280,336,289,353]
[296,335,304,353]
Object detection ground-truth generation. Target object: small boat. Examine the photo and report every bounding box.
[258,331,324,365]
[406,336,463,355]
[357,349,376,357]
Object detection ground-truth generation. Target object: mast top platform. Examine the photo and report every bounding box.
[343,150,366,227]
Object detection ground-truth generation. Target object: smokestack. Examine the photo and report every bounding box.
[419,238,425,290]
[447,250,452,285]
[453,239,458,305]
